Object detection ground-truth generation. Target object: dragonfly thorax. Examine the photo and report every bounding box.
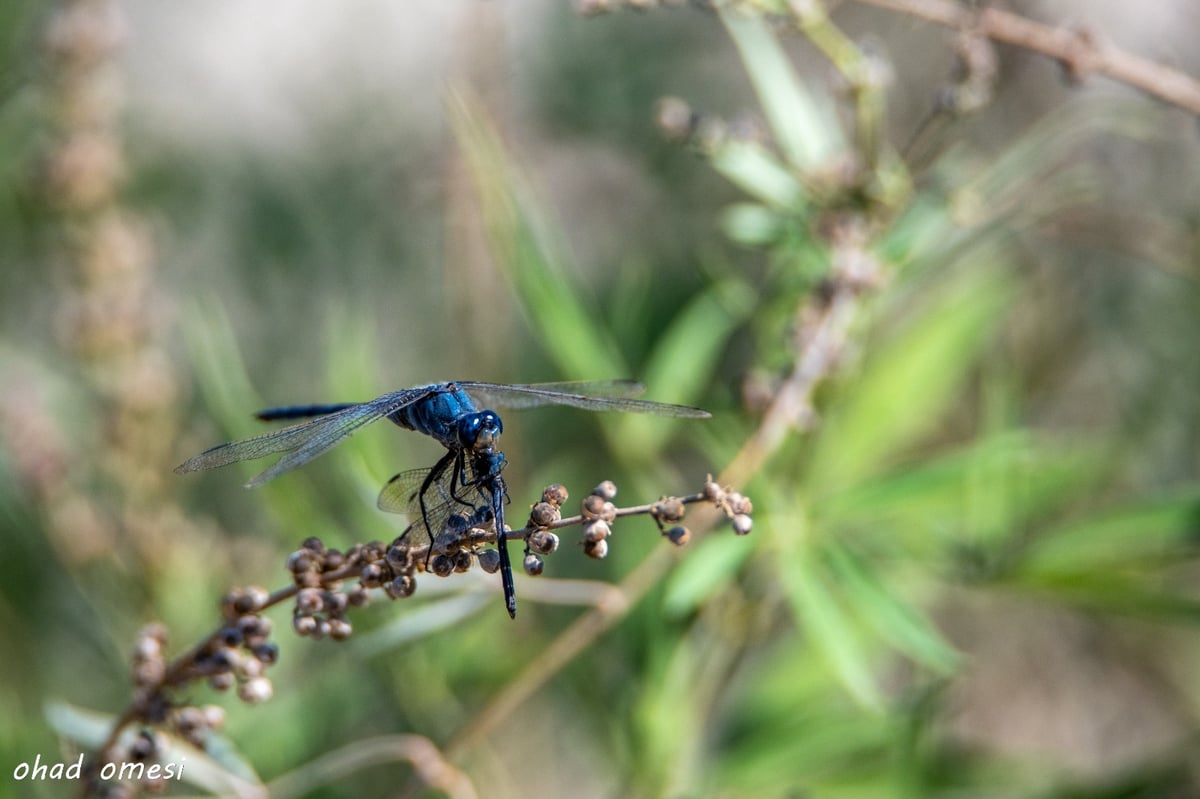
[456,410,503,451]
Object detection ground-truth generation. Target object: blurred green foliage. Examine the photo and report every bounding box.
[2,2,1200,798]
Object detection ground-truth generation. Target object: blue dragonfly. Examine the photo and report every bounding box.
[175,380,710,616]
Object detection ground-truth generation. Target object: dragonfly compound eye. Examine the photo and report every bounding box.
[457,411,504,450]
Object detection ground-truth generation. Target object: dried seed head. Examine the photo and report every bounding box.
[453,550,473,573]
[529,501,561,527]
[581,493,607,521]
[323,549,345,570]
[295,588,323,616]
[293,615,318,636]
[665,526,691,546]
[542,483,569,506]
[328,618,352,641]
[202,704,226,730]
[238,676,273,704]
[523,553,545,576]
[253,642,279,665]
[528,530,560,555]
[302,536,325,553]
[431,554,455,578]
[600,500,618,523]
[592,480,617,501]
[360,562,384,587]
[209,672,235,692]
[583,538,609,560]
[385,574,416,599]
[239,655,264,679]
[218,626,243,648]
[703,478,724,503]
[726,492,753,516]
[347,586,371,607]
[732,514,753,536]
[386,545,408,567]
[651,497,686,524]
[477,548,501,574]
[583,519,611,542]
[445,512,471,534]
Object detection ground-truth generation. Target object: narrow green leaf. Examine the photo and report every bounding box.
[662,534,754,617]
[718,5,842,172]
[449,89,626,379]
[824,543,959,674]
[777,519,883,709]
[1021,494,1200,578]
[722,202,784,246]
[808,264,1011,496]
[710,140,804,209]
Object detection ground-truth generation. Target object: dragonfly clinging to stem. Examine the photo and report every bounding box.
[175,380,710,617]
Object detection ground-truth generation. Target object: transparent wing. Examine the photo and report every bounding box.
[174,386,439,487]
[460,380,711,418]
[379,467,488,548]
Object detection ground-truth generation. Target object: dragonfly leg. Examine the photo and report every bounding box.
[416,449,457,566]
[490,475,517,618]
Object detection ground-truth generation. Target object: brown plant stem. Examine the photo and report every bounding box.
[848,0,1200,114]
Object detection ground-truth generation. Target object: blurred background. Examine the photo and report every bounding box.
[2,0,1200,796]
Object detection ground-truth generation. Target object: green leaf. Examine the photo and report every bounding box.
[719,5,842,172]
[710,141,805,210]
[776,515,883,709]
[722,202,784,246]
[662,533,755,617]
[449,89,625,379]
[1021,493,1200,578]
[823,542,959,674]
[808,263,1012,496]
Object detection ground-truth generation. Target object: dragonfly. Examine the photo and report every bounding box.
[175,380,710,616]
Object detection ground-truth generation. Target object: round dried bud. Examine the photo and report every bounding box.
[361,562,384,587]
[665,526,691,546]
[600,501,617,523]
[209,647,238,672]
[209,672,235,692]
[542,483,569,506]
[232,586,268,615]
[296,588,323,615]
[347,586,371,607]
[652,497,686,524]
[453,550,473,573]
[133,659,165,687]
[592,480,617,501]
[253,642,279,665]
[726,492,753,516]
[328,618,352,640]
[583,519,610,542]
[324,590,348,615]
[288,550,316,574]
[312,619,331,639]
[656,96,695,141]
[583,538,609,560]
[237,614,272,640]
[446,512,471,534]
[528,530,560,555]
[386,545,408,567]
[323,549,345,570]
[431,554,455,578]
[580,493,607,521]
[529,501,561,527]
[218,626,243,648]
[238,676,274,704]
[293,614,318,636]
[302,536,325,553]
[731,514,753,536]
[434,530,460,553]
[385,574,416,599]
[703,479,724,503]
[202,704,226,730]
[239,655,264,679]
[140,622,169,645]
[477,548,501,574]
[523,553,545,576]
[133,633,162,662]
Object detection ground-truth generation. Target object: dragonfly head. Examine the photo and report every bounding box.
[457,410,503,451]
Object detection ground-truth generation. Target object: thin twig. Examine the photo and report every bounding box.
[848,0,1200,114]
